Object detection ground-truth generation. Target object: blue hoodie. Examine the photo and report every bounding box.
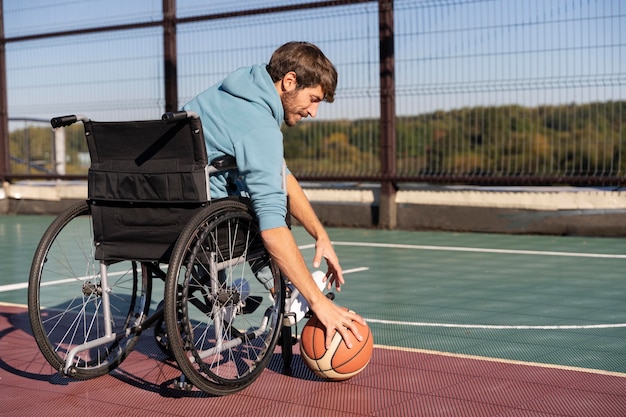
[183,64,288,231]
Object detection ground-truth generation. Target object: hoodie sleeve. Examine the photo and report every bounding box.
[233,126,288,231]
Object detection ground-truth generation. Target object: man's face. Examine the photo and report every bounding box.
[281,85,324,126]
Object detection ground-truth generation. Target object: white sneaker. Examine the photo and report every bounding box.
[284,270,327,326]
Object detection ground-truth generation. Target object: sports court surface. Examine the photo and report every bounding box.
[1,214,626,416]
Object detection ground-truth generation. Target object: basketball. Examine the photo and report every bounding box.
[299,310,373,380]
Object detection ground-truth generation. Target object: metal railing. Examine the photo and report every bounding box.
[2,0,624,188]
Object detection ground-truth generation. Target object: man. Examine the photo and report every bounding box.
[183,41,364,348]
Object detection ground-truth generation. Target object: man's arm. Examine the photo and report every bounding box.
[284,174,343,290]
[260,173,365,348]
[260,225,364,349]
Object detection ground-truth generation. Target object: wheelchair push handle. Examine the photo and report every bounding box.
[162,111,199,122]
[51,114,89,128]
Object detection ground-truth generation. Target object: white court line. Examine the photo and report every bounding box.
[308,241,626,329]
[0,267,368,294]
[365,318,626,330]
[8,241,344,294]
[0,270,129,293]
[330,241,626,259]
[374,344,626,378]
[342,267,369,275]
[10,240,623,294]
[306,242,626,330]
[0,282,29,292]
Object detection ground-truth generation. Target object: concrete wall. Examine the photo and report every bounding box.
[3,181,626,237]
[306,202,626,237]
[2,181,86,215]
[304,186,626,237]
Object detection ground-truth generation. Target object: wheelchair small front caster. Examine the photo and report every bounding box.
[173,374,193,391]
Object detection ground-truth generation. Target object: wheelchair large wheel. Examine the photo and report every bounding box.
[164,198,285,396]
[28,201,152,379]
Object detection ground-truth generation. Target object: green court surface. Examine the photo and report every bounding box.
[2,214,625,375]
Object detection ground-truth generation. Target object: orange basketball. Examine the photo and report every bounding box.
[299,310,373,380]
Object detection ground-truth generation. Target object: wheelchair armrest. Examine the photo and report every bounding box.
[210,155,237,171]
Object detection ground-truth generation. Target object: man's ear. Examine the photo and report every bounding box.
[281,71,297,92]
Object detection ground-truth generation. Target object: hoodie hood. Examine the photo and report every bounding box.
[220,64,283,126]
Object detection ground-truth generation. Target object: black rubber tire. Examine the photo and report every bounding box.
[164,198,285,395]
[28,201,152,379]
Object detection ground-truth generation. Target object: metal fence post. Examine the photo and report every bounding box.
[0,0,10,180]
[378,0,396,228]
[54,127,66,175]
[163,0,177,113]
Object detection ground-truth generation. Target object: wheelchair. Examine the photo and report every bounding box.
[27,111,301,396]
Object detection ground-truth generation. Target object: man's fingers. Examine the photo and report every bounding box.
[325,328,343,349]
[325,318,364,349]
[348,311,366,327]
[344,319,364,342]
[327,273,341,291]
[336,326,354,349]
[313,254,322,269]
[325,269,345,291]
[326,325,354,349]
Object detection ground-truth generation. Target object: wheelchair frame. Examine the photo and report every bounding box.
[27,112,300,396]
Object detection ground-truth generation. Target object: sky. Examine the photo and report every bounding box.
[3,0,625,126]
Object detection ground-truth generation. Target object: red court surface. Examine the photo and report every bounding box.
[2,302,625,417]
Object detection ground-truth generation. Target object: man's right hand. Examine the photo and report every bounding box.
[311,297,366,349]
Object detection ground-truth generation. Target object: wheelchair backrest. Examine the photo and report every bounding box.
[84,115,211,263]
[86,117,209,203]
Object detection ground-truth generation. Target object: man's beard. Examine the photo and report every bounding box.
[281,90,302,126]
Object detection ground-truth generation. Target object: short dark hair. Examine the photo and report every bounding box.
[267,41,338,103]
